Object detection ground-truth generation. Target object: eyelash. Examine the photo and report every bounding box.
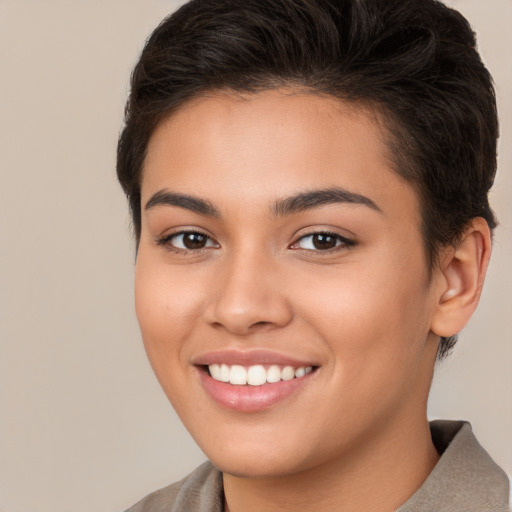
[156,230,356,255]
[156,230,219,255]
[291,231,356,252]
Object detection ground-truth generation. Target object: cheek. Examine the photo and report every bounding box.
[133,256,213,420]
[293,249,432,366]
[134,254,201,369]
[293,260,433,427]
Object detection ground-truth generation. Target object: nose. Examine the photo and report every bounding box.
[204,249,293,336]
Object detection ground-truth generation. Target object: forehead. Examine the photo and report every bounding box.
[142,89,420,224]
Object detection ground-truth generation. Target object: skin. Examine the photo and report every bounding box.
[135,89,491,512]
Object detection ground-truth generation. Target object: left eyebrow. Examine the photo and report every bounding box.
[272,187,382,216]
[144,190,220,217]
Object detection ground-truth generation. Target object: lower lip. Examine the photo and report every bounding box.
[198,369,314,412]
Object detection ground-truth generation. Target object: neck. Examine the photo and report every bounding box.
[223,416,439,512]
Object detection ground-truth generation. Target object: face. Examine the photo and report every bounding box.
[135,90,441,478]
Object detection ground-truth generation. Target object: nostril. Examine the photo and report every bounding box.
[251,321,272,329]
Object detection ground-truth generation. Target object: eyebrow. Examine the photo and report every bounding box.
[272,187,382,216]
[145,190,220,217]
[144,186,382,218]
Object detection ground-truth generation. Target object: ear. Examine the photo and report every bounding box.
[430,218,492,337]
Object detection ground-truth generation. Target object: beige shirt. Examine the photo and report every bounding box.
[125,421,510,512]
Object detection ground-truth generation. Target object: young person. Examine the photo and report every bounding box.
[117,0,510,510]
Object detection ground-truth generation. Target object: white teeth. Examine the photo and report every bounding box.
[210,363,230,382]
[208,364,314,386]
[219,364,230,382]
[247,365,267,386]
[281,366,295,381]
[209,363,221,380]
[266,365,282,383]
[229,365,247,385]
[295,367,306,378]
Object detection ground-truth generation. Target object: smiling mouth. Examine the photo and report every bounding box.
[207,364,315,386]
[197,358,319,411]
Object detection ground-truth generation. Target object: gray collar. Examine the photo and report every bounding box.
[397,420,510,511]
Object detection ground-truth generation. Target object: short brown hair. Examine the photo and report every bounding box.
[117,0,498,356]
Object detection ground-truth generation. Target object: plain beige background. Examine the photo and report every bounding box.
[0,1,510,511]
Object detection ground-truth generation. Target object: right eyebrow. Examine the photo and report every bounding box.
[272,187,382,216]
[144,189,220,218]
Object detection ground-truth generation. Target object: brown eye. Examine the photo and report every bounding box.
[293,232,355,252]
[311,233,337,250]
[159,231,218,251]
[182,232,208,249]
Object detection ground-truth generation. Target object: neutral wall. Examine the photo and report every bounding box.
[0,1,510,511]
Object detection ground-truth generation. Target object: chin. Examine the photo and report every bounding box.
[195,429,325,479]
[209,452,309,479]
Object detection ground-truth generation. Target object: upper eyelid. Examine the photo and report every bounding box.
[157,229,218,247]
[159,228,214,240]
[291,232,355,247]
[292,229,355,242]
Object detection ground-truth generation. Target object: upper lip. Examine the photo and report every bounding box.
[192,348,319,368]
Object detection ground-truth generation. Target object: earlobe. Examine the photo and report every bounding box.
[430,218,492,337]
